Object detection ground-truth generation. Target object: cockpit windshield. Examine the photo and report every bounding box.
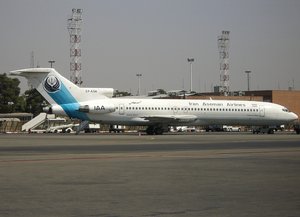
[282,108,290,112]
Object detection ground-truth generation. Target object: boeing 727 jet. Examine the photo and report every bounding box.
[11,68,298,134]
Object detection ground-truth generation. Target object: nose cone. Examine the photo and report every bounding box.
[291,112,299,122]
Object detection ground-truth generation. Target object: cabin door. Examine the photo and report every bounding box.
[173,106,178,115]
[119,104,125,115]
[259,105,265,117]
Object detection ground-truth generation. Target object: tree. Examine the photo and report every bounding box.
[24,88,46,116]
[114,90,132,97]
[0,73,21,113]
[157,89,167,95]
[0,73,45,115]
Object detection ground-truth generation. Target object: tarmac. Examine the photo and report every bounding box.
[0,132,300,217]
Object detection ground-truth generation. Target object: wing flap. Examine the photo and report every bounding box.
[142,115,198,124]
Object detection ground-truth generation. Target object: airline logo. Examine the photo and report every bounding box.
[44,75,61,93]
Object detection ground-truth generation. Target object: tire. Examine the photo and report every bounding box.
[154,127,164,135]
[146,126,155,135]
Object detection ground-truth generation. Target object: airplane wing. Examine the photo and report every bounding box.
[142,115,198,124]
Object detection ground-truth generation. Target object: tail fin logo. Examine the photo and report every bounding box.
[44,75,61,93]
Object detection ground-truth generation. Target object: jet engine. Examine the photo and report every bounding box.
[43,104,65,115]
[78,103,116,114]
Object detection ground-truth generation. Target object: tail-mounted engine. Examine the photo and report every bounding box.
[78,103,115,114]
[43,105,65,115]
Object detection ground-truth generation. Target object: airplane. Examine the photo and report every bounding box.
[10,68,298,134]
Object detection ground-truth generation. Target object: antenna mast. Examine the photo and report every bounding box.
[67,8,83,85]
[218,30,230,95]
[30,51,34,68]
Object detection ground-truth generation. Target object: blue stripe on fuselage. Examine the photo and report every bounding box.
[48,83,89,120]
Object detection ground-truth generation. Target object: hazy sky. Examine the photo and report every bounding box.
[1,0,300,94]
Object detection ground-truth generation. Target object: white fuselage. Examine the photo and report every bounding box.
[10,68,298,128]
[70,98,298,126]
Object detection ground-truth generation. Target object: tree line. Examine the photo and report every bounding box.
[0,73,44,116]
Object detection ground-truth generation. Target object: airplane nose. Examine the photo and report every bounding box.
[291,112,299,121]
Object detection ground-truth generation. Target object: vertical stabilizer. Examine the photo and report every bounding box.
[10,68,81,106]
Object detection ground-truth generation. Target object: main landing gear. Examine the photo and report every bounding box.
[252,127,275,134]
[146,125,165,135]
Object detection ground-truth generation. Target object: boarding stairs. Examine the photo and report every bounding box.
[21,113,51,132]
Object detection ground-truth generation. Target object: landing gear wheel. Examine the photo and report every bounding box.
[154,127,164,135]
[146,126,164,135]
[146,126,155,135]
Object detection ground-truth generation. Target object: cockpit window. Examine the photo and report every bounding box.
[282,108,289,112]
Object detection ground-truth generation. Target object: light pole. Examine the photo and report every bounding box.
[8,101,14,113]
[245,70,251,91]
[187,58,194,92]
[48,60,55,68]
[136,73,142,96]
